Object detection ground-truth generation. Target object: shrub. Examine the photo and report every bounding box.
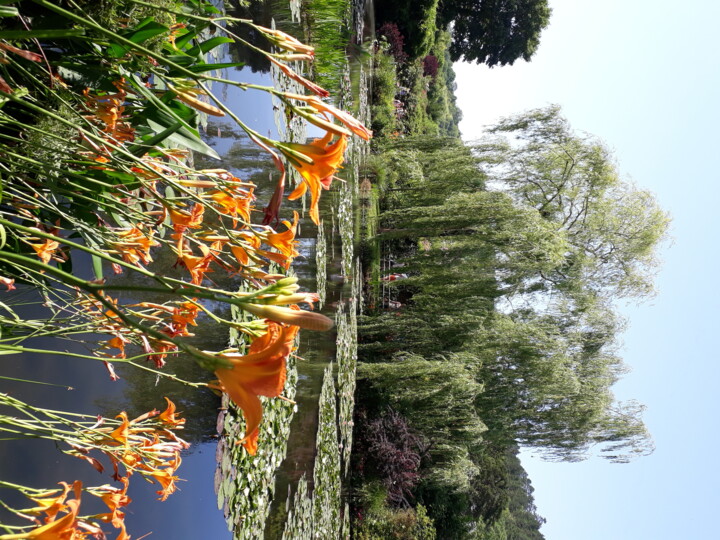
[378,22,408,64]
[422,55,439,78]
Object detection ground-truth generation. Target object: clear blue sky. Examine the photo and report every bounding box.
[454,1,720,538]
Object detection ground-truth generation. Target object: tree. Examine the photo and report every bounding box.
[473,304,655,463]
[438,0,552,66]
[475,105,671,301]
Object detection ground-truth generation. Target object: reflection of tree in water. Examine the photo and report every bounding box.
[226,0,300,74]
[197,121,282,206]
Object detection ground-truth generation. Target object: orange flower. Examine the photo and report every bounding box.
[146,467,179,501]
[229,234,261,268]
[208,187,254,225]
[170,301,200,336]
[104,335,130,359]
[30,238,60,265]
[280,132,348,224]
[211,321,300,454]
[147,338,178,368]
[284,92,372,140]
[268,56,329,97]
[178,243,214,285]
[264,211,299,263]
[168,203,204,231]
[97,477,131,529]
[109,412,131,446]
[28,483,73,522]
[24,481,84,539]
[158,397,186,428]
[112,225,159,266]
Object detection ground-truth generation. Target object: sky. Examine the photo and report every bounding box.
[454,1,720,538]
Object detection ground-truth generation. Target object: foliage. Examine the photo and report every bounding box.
[476,105,671,301]
[354,482,437,540]
[422,54,439,78]
[375,0,439,59]
[369,43,398,137]
[355,408,427,505]
[301,0,353,96]
[378,22,408,64]
[356,106,669,529]
[437,0,552,66]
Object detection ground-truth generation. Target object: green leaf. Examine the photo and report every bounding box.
[124,20,169,44]
[172,26,204,51]
[127,120,183,157]
[55,64,106,87]
[106,43,128,58]
[186,36,234,57]
[0,6,18,16]
[145,114,220,160]
[0,224,6,250]
[91,254,103,281]
[85,169,141,191]
[164,54,195,66]
[0,29,85,39]
[128,74,219,158]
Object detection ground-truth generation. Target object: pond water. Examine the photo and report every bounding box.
[0,0,373,538]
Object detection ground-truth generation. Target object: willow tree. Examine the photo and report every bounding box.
[475,105,670,301]
[473,303,654,463]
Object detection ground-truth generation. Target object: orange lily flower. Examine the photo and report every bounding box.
[169,203,204,231]
[283,92,372,140]
[145,467,179,501]
[103,335,130,359]
[97,477,131,529]
[208,187,254,225]
[280,132,348,224]
[147,338,178,368]
[169,301,200,337]
[27,483,73,522]
[24,481,83,539]
[178,243,214,285]
[264,211,299,261]
[211,321,300,454]
[109,412,131,446]
[268,56,329,97]
[229,234,261,268]
[30,238,61,265]
[158,397,186,428]
[112,225,159,266]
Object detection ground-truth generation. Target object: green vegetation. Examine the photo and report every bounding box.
[354,108,669,536]
[376,0,551,67]
[301,0,353,96]
[371,28,461,137]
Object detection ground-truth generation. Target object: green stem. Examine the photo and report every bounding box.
[0,375,75,388]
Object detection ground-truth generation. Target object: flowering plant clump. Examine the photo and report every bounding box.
[0,0,370,536]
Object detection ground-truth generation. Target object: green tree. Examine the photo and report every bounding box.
[438,0,552,66]
[473,304,655,463]
[476,105,671,300]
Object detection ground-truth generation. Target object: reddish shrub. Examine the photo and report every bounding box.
[364,408,427,506]
[422,55,439,78]
[378,22,408,64]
